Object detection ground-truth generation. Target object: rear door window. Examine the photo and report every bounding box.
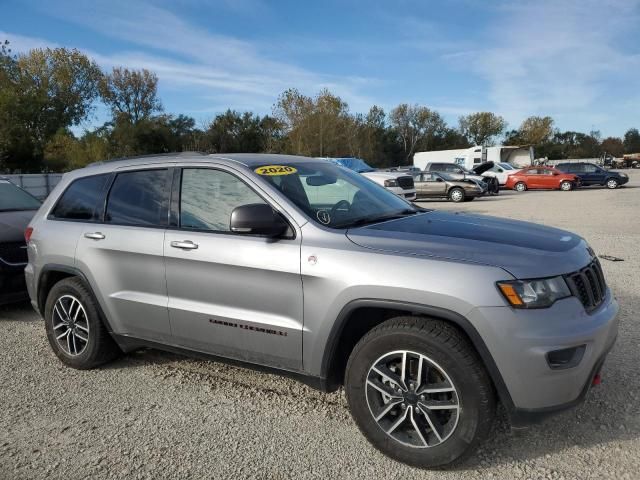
[105,169,169,227]
[51,174,110,221]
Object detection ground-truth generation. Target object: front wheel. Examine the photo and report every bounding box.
[448,187,465,202]
[560,180,573,191]
[514,182,527,192]
[345,317,496,468]
[606,178,619,189]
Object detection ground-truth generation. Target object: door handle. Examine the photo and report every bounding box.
[84,232,105,240]
[170,240,199,250]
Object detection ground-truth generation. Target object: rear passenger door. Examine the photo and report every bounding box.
[74,168,172,342]
[163,167,303,370]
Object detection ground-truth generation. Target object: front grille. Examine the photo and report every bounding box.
[0,242,28,265]
[397,176,414,190]
[564,259,607,312]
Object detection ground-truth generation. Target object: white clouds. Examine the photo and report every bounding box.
[10,0,376,117]
[457,0,640,132]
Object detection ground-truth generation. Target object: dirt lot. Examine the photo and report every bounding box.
[1,171,639,480]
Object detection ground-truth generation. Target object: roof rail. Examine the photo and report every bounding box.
[86,151,208,168]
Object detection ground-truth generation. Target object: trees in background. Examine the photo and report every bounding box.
[601,137,624,158]
[389,104,447,161]
[0,46,101,171]
[458,112,506,146]
[100,67,162,123]
[624,128,640,154]
[1,40,638,172]
[505,116,555,146]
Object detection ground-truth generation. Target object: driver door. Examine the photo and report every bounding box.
[163,167,303,370]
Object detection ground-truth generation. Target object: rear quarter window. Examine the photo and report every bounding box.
[50,174,110,221]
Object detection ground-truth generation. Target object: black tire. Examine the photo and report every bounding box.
[448,187,465,203]
[345,317,495,468]
[514,182,527,192]
[606,178,619,189]
[44,277,121,369]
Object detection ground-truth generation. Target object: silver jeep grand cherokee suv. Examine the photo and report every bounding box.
[25,153,618,468]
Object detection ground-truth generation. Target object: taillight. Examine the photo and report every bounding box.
[24,227,34,243]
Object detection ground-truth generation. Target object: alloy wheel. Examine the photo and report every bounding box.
[52,295,90,356]
[365,350,460,448]
[607,179,618,189]
[561,181,572,191]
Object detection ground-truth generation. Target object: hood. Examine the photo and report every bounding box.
[0,210,36,243]
[346,211,592,279]
[471,161,495,175]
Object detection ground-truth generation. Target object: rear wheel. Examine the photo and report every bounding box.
[560,180,573,191]
[606,178,619,189]
[514,182,527,192]
[44,277,121,369]
[345,317,496,468]
[448,188,465,203]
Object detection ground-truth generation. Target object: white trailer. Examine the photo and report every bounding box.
[413,145,534,171]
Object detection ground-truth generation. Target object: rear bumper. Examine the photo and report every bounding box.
[468,290,619,424]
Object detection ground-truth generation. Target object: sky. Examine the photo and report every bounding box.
[2,0,639,138]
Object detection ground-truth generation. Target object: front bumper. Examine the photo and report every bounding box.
[385,186,417,200]
[618,176,630,186]
[467,289,619,424]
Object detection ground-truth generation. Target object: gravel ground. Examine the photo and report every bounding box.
[1,171,639,480]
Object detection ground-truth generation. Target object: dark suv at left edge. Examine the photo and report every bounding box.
[555,162,629,189]
[0,178,41,304]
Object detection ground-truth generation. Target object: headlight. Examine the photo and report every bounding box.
[384,179,398,187]
[497,276,571,308]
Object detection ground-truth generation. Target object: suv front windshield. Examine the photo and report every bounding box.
[254,161,419,229]
[0,180,42,212]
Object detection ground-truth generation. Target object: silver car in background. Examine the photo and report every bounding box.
[25,154,618,468]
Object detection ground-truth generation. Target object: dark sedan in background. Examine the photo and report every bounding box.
[0,179,41,305]
[555,162,629,189]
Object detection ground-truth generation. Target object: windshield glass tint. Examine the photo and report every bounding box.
[0,181,41,211]
[499,163,514,170]
[254,161,416,228]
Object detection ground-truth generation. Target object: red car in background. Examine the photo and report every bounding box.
[505,166,579,192]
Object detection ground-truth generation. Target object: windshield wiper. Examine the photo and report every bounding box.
[334,209,419,229]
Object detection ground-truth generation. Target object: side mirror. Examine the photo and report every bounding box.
[436,178,444,182]
[230,204,289,237]
[553,172,559,176]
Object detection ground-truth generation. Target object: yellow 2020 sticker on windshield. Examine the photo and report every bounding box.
[255,165,297,176]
